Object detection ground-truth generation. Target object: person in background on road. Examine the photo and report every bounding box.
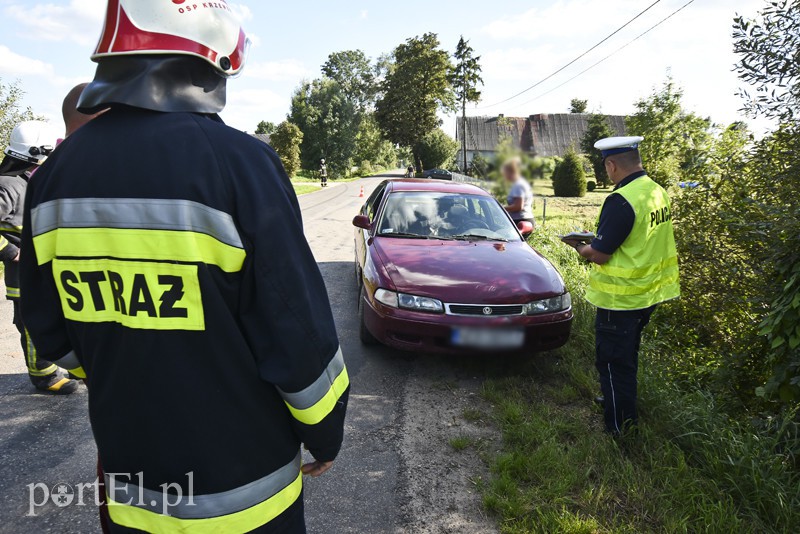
[502,157,534,226]
[561,136,680,436]
[406,165,415,178]
[20,1,349,532]
[0,121,79,395]
[320,158,329,188]
[62,83,107,139]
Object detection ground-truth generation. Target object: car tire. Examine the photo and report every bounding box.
[359,286,378,345]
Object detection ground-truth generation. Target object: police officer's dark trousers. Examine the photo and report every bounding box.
[595,306,656,434]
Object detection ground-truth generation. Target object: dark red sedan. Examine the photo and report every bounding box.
[353,179,573,354]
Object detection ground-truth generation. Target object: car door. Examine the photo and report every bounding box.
[355,182,388,276]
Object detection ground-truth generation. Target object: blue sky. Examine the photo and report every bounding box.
[0,0,768,135]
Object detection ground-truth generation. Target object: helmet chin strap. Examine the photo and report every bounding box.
[78,56,227,115]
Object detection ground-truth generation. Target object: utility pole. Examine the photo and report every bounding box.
[462,69,468,174]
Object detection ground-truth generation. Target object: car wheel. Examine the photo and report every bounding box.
[359,286,378,345]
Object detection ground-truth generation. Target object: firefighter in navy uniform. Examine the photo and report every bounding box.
[562,137,680,435]
[20,1,348,532]
[0,121,79,394]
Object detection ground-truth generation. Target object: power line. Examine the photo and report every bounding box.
[507,0,697,111]
[477,0,664,110]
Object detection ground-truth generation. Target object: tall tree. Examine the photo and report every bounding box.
[255,120,276,136]
[375,33,455,171]
[580,114,615,187]
[569,98,588,114]
[322,50,377,112]
[449,36,483,173]
[733,0,799,122]
[289,79,360,178]
[0,79,38,152]
[269,121,303,178]
[625,78,711,188]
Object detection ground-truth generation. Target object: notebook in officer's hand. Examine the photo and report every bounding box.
[559,232,596,244]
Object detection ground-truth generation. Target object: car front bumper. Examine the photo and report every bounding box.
[363,297,573,354]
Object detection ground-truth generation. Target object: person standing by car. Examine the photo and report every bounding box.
[320,158,329,188]
[20,1,348,531]
[562,137,680,435]
[502,157,534,225]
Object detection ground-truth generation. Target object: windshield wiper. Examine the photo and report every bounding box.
[450,234,509,242]
[378,232,432,239]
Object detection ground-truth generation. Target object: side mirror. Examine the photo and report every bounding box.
[353,215,372,230]
[517,221,534,238]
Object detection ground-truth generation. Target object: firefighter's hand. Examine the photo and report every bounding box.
[302,460,334,478]
[12,251,20,263]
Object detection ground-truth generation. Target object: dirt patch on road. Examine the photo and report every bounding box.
[397,358,500,534]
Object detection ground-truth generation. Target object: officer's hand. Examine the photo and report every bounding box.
[561,237,586,248]
[302,460,334,478]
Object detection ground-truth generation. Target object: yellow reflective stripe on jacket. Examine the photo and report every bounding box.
[589,269,680,296]
[0,235,9,252]
[107,474,302,534]
[33,228,246,273]
[594,256,679,280]
[6,286,20,299]
[279,348,349,426]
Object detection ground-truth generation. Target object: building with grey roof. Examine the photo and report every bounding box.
[455,113,627,169]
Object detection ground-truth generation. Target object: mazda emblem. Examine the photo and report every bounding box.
[482,307,493,316]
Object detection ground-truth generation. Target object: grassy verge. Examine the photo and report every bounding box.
[293,184,320,196]
[480,204,800,532]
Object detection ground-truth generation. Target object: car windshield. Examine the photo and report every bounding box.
[376,191,522,242]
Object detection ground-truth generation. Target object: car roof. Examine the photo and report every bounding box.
[386,179,491,196]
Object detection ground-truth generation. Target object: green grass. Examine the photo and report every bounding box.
[478,209,800,532]
[293,184,320,196]
[450,435,476,452]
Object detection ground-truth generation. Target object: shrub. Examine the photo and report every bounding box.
[552,150,587,197]
[358,160,373,176]
[586,180,597,192]
[414,128,459,170]
[270,121,303,177]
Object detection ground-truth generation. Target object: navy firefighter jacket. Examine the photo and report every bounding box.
[20,107,349,532]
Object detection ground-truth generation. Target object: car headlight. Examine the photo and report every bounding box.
[524,293,571,315]
[375,288,399,308]
[374,289,444,313]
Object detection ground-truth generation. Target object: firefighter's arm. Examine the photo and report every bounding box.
[0,188,20,261]
[19,184,85,378]
[233,144,348,463]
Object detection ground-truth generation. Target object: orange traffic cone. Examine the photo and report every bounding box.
[359,186,365,198]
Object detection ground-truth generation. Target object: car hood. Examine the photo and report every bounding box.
[373,238,566,304]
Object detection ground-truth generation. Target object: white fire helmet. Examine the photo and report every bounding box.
[91,0,250,77]
[2,121,61,166]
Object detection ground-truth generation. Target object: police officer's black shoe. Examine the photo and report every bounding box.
[594,396,605,408]
[31,373,79,395]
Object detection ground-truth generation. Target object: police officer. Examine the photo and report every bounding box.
[0,121,79,394]
[562,137,680,435]
[21,1,348,532]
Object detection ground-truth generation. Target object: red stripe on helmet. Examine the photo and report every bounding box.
[95,0,121,54]
[110,6,220,64]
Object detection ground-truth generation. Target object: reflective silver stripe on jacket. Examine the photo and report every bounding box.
[30,198,243,248]
[277,348,345,410]
[105,452,301,520]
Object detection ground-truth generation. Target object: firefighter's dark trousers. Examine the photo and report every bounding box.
[595,306,656,434]
[12,299,58,381]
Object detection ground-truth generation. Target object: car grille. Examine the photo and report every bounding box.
[446,304,525,317]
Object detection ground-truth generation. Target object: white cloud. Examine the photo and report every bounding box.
[0,46,56,78]
[4,0,105,46]
[244,59,311,82]
[360,10,369,20]
[230,3,254,22]
[222,88,288,131]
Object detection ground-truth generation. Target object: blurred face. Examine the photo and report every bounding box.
[503,164,518,183]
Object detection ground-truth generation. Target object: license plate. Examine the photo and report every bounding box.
[451,327,525,350]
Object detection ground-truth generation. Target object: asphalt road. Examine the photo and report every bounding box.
[0,172,497,534]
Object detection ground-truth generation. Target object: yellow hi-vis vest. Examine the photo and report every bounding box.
[586,175,681,311]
